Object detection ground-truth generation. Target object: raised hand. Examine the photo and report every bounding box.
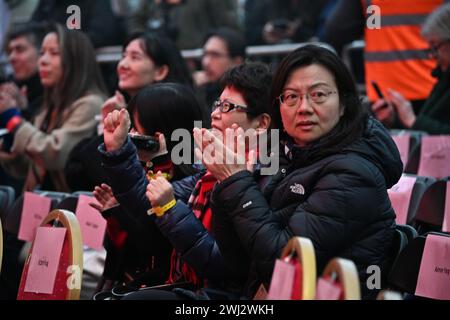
[103,108,131,152]
[90,183,119,212]
[387,89,416,128]
[193,126,252,182]
[371,98,396,128]
[146,173,175,208]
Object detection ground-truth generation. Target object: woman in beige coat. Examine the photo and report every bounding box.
[0,24,106,191]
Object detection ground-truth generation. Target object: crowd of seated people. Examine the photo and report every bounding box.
[0,0,449,301]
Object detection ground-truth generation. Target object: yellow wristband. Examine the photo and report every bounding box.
[147,199,177,217]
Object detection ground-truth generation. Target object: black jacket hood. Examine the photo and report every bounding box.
[343,117,403,188]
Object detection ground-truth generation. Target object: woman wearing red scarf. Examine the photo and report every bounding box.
[99,62,272,299]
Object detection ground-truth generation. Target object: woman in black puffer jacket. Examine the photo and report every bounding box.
[201,45,403,299]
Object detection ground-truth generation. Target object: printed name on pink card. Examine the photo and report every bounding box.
[75,195,107,250]
[415,234,450,300]
[267,259,296,300]
[18,192,52,242]
[388,175,417,225]
[24,227,66,294]
[391,134,410,169]
[418,136,450,179]
[315,277,342,300]
[443,182,450,233]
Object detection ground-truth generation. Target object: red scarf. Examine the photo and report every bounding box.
[167,171,217,285]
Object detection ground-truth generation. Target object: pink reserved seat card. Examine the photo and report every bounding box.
[75,195,106,251]
[388,175,417,225]
[391,134,410,169]
[24,227,66,294]
[315,277,342,300]
[418,136,450,179]
[267,259,296,300]
[18,192,52,242]
[443,181,450,233]
[415,234,450,300]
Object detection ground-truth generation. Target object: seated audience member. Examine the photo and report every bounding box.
[0,23,106,300]
[193,28,246,113]
[0,23,106,192]
[92,83,203,295]
[65,31,195,192]
[371,3,450,134]
[0,22,47,192]
[94,63,272,300]
[198,45,402,299]
[2,22,47,122]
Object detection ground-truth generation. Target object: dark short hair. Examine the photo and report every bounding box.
[124,32,193,88]
[270,45,368,151]
[127,82,203,152]
[220,62,272,119]
[5,22,48,50]
[204,27,246,59]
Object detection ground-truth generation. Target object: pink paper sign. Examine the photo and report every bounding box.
[415,234,450,300]
[18,192,52,242]
[418,136,450,179]
[443,181,450,233]
[391,134,410,169]
[24,227,66,294]
[75,195,107,251]
[315,277,342,300]
[388,175,417,225]
[267,259,296,300]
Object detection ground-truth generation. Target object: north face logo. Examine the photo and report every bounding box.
[290,183,305,195]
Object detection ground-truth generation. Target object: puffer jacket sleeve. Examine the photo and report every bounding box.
[211,158,389,281]
[154,201,225,281]
[99,137,200,219]
[99,137,151,219]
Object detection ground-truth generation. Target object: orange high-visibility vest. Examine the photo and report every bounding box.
[362,0,444,102]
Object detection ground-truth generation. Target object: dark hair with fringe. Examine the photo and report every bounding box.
[123,32,193,88]
[40,24,107,131]
[270,44,368,152]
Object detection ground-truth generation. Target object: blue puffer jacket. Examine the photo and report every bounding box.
[99,138,240,288]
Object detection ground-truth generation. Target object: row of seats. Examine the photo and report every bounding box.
[268,229,450,300]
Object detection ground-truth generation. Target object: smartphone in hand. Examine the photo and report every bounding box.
[371,80,384,99]
[129,133,160,152]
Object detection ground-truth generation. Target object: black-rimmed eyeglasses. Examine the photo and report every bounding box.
[212,99,249,113]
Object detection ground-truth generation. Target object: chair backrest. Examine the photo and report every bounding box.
[0,185,15,222]
[320,258,361,300]
[414,178,449,234]
[386,224,418,280]
[4,193,65,235]
[56,196,80,213]
[280,237,316,300]
[17,209,83,300]
[387,235,426,293]
[389,130,427,175]
[388,174,436,225]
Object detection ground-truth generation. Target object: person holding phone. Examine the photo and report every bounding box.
[371,3,450,134]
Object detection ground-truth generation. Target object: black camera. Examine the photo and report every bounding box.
[129,133,160,152]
